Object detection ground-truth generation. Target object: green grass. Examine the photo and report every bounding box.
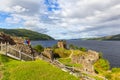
[0,54,79,80]
[53,48,86,58]
[105,68,120,80]
[53,48,71,58]
[94,58,110,74]
[58,58,82,68]
[94,58,120,80]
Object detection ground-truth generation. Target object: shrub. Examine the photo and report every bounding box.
[105,73,112,80]
[99,52,103,58]
[79,47,87,52]
[33,45,44,53]
[112,68,120,73]
[104,68,120,80]
[94,58,110,74]
[68,44,87,52]
[69,44,79,50]
[52,44,58,49]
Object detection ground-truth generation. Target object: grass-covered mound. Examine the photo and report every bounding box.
[105,68,120,80]
[53,48,86,58]
[53,48,71,58]
[94,58,120,80]
[94,58,110,74]
[58,58,82,68]
[0,54,79,80]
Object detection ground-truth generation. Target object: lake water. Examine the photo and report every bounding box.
[31,40,120,68]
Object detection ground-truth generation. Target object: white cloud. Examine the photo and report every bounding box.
[6,16,21,24]
[0,0,120,39]
[3,5,28,13]
[24,20,40,27]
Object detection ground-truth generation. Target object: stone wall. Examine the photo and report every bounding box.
[11,44,32,55]
[0,32,34,56]
[11,36,24,44]
[42,48,54,60]
[0,32,16,45]
[71,50,99,73]
[57,40,67,49]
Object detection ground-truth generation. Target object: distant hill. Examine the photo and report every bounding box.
[0,28,54,40]
[88,34,120,40]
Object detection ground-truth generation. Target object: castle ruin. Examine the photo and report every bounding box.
[42,47,54,60]
[71,50,99,73]
[57,40,67,49]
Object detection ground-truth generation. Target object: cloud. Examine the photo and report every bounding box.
[5,16,21,24]
[53,0,120,39]
[3,5,28,13]
[0,0,120,39]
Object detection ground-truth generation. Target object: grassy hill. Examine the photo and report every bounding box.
[88,34,120,41]
[0,28,54,40]
[0,54,79,80]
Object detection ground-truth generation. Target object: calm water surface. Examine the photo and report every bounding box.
[31,40,120,68]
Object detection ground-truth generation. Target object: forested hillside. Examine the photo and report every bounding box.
[0,28,54,40]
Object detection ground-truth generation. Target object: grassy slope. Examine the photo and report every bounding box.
[105,68,120,80]
[94,58,120,80]
[58,58,82,68]
[0,54,79,80]
[0,28,54,40]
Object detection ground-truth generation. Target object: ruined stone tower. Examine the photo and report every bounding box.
[57,40,67,49]
[42,47,54,60]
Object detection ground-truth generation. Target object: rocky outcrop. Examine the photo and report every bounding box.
[71,50,99,73]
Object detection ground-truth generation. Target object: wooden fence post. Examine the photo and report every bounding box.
[0,42,1,51]
[19,51,22,60]
[5,42,7,55]
[1,42,2,51]
[32,55,34,60]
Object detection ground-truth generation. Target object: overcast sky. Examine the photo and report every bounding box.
[0,0,120,39]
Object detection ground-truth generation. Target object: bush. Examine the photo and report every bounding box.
[69,44,79,50]
[105,73,112,80]
[79,47,87,52]
[33,45,44,53]
[94,58,110,74]
[52,44,58,49]
[69,44,87,52]
[112,68,120,73]
[99,52,103,58]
